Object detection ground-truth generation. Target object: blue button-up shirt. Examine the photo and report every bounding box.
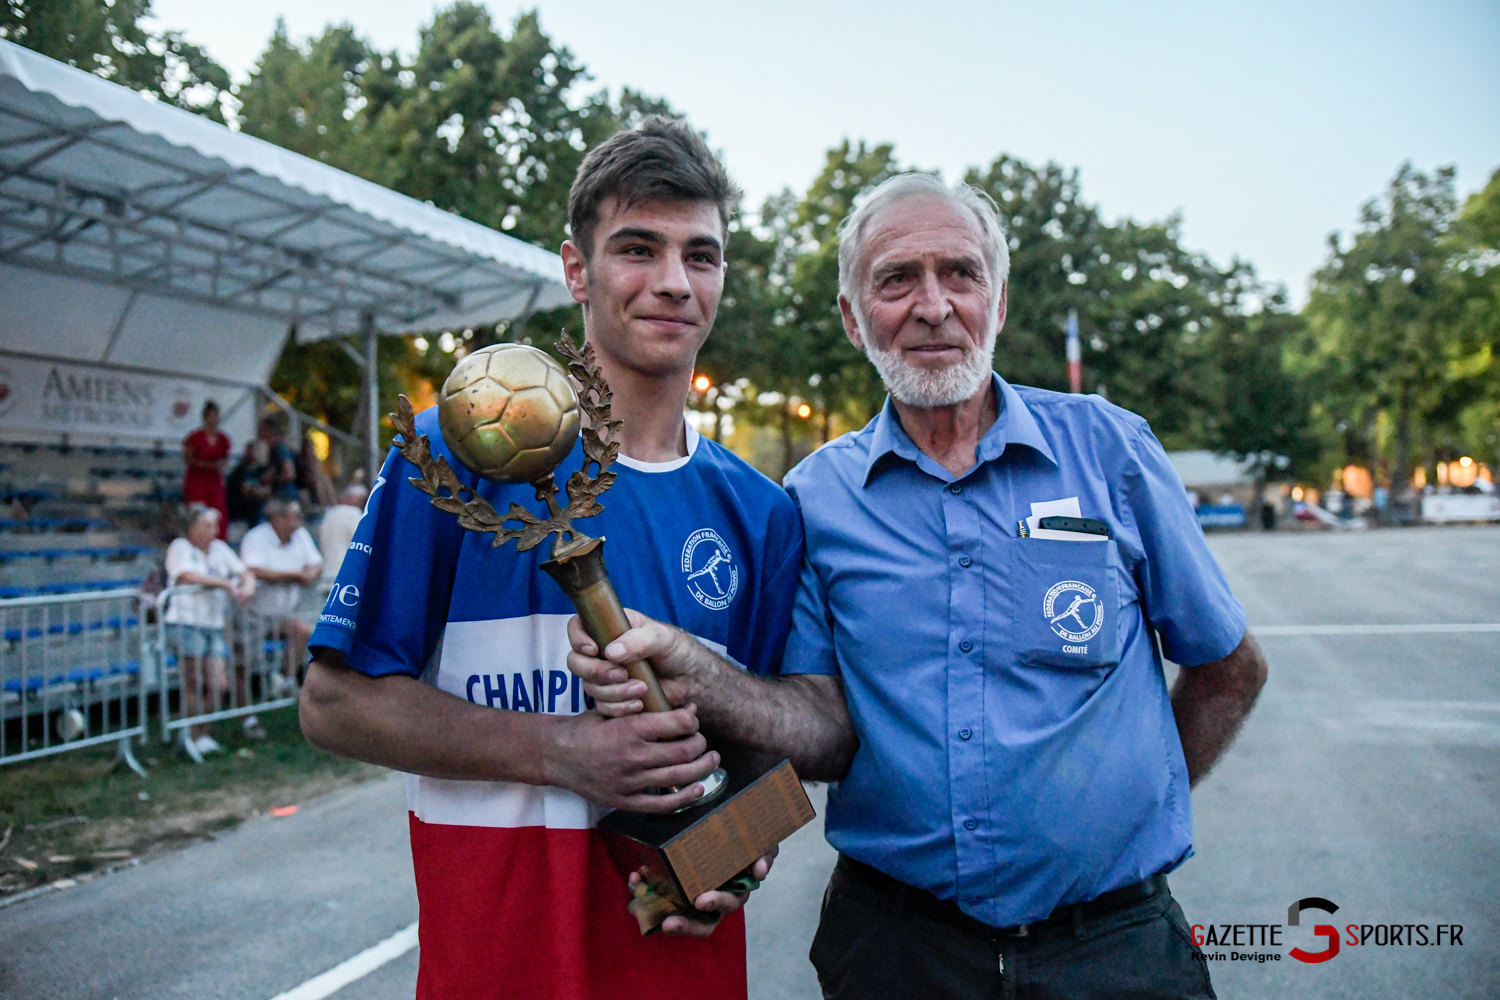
[782,375,1246,928]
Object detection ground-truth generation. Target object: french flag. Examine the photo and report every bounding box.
[1066,309,1082,394]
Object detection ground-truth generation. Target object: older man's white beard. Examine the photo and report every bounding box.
[863,324,998,409]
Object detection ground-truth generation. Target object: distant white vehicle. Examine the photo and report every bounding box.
[1421,494,1500,523]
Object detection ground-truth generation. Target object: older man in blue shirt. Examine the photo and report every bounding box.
[569,173,1267,999]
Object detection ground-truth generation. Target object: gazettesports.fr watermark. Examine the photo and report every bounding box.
[1190,898,1465,965]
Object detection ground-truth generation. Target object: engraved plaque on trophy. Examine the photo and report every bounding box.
[390,334,815,935]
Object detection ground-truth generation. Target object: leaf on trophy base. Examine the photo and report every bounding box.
[460,504,505,528]
[517,521,558,552]
[503,501,544,527]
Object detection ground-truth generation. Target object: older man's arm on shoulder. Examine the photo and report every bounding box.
[1170,631,1267,786]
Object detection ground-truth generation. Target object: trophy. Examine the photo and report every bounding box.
[389,334,815,934]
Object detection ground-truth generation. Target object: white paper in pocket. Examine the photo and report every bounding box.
[1025,497,1108,541]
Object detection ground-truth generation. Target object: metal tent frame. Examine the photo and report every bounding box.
[0,41,572,478]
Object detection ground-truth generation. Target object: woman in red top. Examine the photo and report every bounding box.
[183,401,231,539]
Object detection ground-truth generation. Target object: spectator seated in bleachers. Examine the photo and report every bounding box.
[258,417,299,502]
[317,483,367,584]
[297,429,336,510]
[164,504,256,754]
[226,439,271,533]
[239,499,321,698]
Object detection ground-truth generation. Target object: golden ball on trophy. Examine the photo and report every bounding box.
[437,343,582,483]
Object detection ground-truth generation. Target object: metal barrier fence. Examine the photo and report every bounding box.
[0,589,147,774]
[153,585,309,762]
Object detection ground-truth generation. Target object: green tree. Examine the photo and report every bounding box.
[360,6,604,248]
[1303,163,1464,499]
[784,141,901,436]
[235,20,375,167]
[725,145,1281,475]
[1,0,231,120]
[695,216,783,443]
[721,142,900,477]
[1446,168,1500,470]
[238,6,631,251]
[1199,293,1318,479]
[243,6,683,435]
[967,155,1236,447]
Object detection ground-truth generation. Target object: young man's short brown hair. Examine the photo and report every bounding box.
[568,116,741,257]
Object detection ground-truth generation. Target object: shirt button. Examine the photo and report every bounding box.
[958,555,972,568]
[963,818,978,831]
[947,483,962,495]
[959,639,973,653]
[959,728,972,740]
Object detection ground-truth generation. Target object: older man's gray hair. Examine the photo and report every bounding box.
[836,173,1011,317]
[263,498,301,519]
[180,502,219,534]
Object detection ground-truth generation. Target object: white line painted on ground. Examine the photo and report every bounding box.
[1254,623,1500,636]
[269,922,418,1000]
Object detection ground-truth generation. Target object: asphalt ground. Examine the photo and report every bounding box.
[2,524,1495,999]
[1170,525,1500,999]
[0,774,418,1000]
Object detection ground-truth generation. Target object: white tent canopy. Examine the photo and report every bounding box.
[0,41,571,471]
[1167,450,1254,488]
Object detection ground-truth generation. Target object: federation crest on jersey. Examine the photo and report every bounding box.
[681,528,739,610]
[1043,580,1102,643]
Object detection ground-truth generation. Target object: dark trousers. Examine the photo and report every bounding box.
[810,857,1216,1000]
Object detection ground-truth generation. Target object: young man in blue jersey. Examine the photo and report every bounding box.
[300,118,802,1000]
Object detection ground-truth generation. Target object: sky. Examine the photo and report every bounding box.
[149,1,1500,305]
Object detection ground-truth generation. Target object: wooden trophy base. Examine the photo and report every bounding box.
[598,743,816,934]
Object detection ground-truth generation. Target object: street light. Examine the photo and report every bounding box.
[694,375,711,392]
[797,403,812,419]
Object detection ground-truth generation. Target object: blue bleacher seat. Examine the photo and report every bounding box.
[2,489,57,503]
[0,518,107,533]
[0,579,143,599]
[3,441,173,601]
[3,616,139,643]
[0,545,155,561]
[2,661,139,693]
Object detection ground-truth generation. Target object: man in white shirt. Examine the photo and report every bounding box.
[240,498,323,694]
[318,484,368,584]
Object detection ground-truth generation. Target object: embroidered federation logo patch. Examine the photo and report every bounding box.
[682,528,740,610]
[1044,580,1103,643]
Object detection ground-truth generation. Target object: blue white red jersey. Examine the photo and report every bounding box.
[309,405,803,1000]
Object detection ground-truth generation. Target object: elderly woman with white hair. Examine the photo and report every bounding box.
[164,504,256,753]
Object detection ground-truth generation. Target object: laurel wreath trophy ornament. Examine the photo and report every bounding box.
[390,334,814,935]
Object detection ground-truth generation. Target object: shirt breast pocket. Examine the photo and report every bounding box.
[1007,538,1122,670]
